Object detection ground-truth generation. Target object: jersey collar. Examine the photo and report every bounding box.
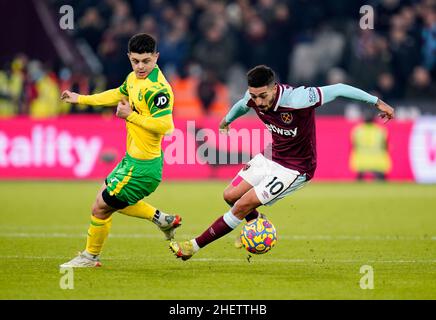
[273,84,283,112]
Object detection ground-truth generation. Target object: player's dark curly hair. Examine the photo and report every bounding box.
[247,65,276,87]
[128,33,157,54]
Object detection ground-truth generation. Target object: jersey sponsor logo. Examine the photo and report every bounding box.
[154,93,169,109]
[138,90,143,101]
[280,112,293,124]
[265,123,298,137]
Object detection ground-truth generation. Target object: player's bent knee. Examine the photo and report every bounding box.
[91,204,108,219]
[91,192,116,218]
[223,189,236,205]
[224,187,243,206]
[91,204,114,220]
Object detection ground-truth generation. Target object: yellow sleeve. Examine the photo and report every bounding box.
[77,88,125,106]
[126,112,174,135]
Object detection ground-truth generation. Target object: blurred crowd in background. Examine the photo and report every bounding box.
[0,0,435,118]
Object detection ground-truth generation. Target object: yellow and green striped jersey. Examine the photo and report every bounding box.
[78,65,174,160]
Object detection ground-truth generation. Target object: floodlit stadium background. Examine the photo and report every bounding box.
[1,0,435,182]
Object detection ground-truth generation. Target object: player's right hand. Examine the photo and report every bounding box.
[61,90,79,103]
[219,118,230,135]
[375,99,395,124]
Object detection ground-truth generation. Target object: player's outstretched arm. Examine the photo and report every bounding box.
[320,83,378,105]
[320,83,394,123]
[219,95,251,134]
[61,88,126,106]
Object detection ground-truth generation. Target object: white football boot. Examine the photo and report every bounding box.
[60,251,102,268]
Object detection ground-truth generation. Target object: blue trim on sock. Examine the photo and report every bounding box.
[223,211,242,229]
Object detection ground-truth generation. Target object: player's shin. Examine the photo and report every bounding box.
[193,210,243,251]
[119,201,180,240]
[118,200,156,220]
[118,201,174,228]
[85,215,113,256]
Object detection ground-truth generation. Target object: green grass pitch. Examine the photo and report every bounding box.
[0,181,435,299]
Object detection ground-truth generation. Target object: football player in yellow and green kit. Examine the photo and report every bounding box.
[60,33,181,267]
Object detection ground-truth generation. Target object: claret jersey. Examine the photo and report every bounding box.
[246,84,323,180]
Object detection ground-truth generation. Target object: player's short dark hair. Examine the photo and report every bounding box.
[247,65,276,87]
[128,33,157,54]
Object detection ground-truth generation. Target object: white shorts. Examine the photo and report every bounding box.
[237,154,308,206]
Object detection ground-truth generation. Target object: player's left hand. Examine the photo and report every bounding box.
[375,99,395,124]
[116,98,132,119]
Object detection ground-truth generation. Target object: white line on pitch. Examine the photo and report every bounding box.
[0,232,434,241]
[0,255,435,264]
[192,258,436,264]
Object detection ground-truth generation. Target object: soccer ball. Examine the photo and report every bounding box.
[240,217,277,254]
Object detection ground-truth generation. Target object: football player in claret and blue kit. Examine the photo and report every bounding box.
[170,64,394,261]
